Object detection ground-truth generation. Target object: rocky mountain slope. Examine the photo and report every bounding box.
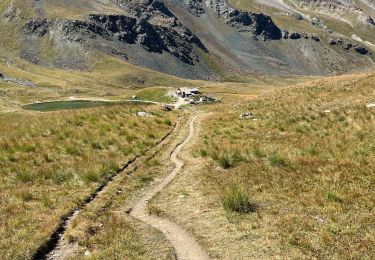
[1,0,375,79]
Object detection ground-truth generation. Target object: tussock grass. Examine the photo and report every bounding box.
[0,104,176,259]
[222,183,257,214]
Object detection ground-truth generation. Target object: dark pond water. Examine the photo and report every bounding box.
[23,100,125,112]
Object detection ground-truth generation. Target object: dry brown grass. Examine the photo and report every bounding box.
[0,104,177,259]
[150,73,375,259]
[61,114,192,259]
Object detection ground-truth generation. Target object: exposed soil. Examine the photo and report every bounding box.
[129,115,210,260]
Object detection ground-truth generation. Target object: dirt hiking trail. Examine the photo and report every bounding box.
[36,119,180,260]
[129,115,210,260]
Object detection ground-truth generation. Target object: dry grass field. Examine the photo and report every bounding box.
[0,104,177,259]
[60,114,193,259]
[151,73,375,259]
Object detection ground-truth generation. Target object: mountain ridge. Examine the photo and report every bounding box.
[1,0,375,79]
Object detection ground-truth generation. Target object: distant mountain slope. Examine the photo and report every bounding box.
[0,0,374,79]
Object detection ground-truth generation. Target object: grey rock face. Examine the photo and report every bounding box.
[179,0,282,40]
[0,72,37,87]
[215,0,282,40]
[225,11,282,40]
[23,13,207,65]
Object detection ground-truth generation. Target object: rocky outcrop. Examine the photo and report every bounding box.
[355,45,368,54]
[328,38,369,54]
[0,72,37,87]
[282,30,321,42]
[117,0,182,28]
[211,0,282,40]
[177,0,282,40]
[23,13,207,65]
[293,0,375,27]
[225,10,282,40]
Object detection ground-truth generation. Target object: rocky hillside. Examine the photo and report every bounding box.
[0,0,374,79]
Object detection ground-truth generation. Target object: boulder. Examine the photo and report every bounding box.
[329,39,337,45]
[290,32,301,39]
[281,29,289,39]
[239,112,255,120]
[344,43,353,50]
[355,45,368,55]
[162,104,173,111]
[137,111,150,117]
[311,35,320,42]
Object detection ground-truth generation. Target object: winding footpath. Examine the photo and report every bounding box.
[129,115,210,260]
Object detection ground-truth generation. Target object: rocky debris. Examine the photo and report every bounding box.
[162,104,173,111]
[281,29,289,39]
[282,30,320,42]
[311,35,320,42]
[329,39,337,45]
[119,0,185,29]
[180,0,282,40]
[328,38,369,55]
[137,111,150,117]
[297,0,375,28]
[344,43,353,50]
[239,112,255,120]
[23,13,207,65]
[3,2,21,22]
[225,10,282,40]
[200,95,217,102]
[221,8,281,40]
[311,17,332,33]
[276,11,303,21]
[366,103,375,109]
[175,0,205,16]
[0,72,37,87]
[329,39,338,45]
